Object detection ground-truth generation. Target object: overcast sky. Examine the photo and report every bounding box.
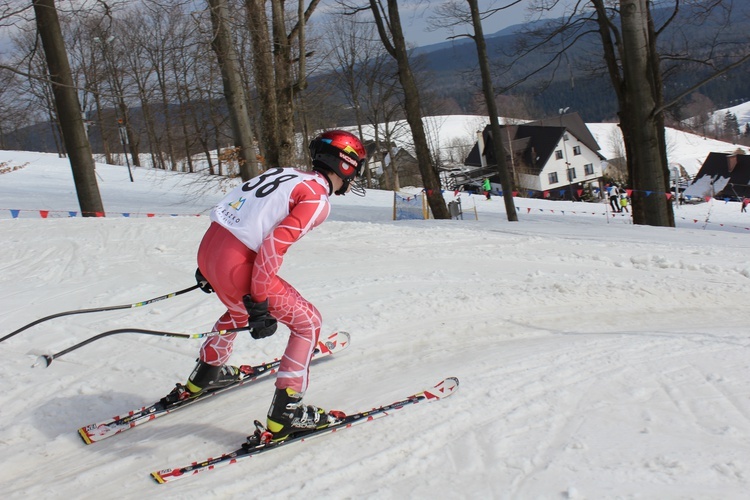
[396,0,555,48]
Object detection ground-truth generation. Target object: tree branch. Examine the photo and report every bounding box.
[654,53,750,118]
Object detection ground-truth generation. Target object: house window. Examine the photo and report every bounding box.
[584,163,594,175]
[548,172,559,184]
[555,150,563,160]
[567,167,576,181]
[573,146,581,155]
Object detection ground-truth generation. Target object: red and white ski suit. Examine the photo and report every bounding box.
[196,167,331,394]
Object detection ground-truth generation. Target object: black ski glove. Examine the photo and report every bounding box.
[243,296,277,339]
[195,268,214,294]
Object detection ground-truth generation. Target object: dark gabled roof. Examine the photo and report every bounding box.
[523,112,602,154]
[464,126,527,168]
[464,112,604,170]
[361,140,381,160]
[690,152,750,198]
[465,124,572,172]
[515,125,566,173]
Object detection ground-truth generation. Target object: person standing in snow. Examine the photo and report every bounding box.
[742,197,749,213]
[170,130,366,441]
[482,177,492,200]
[609,184,621,212]
[620,192,630,213]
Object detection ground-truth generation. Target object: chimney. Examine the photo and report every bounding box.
[728,155,737,173]
[477,130,487,168]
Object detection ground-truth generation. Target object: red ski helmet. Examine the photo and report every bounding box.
[309,130,367,182]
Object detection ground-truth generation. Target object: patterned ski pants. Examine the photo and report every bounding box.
[196,223,322,394]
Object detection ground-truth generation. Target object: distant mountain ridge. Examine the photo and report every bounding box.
[3,5,749,155]
[412,19,538,56]
[409,4,750,122]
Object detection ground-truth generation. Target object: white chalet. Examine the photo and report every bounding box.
[463,112,606,199]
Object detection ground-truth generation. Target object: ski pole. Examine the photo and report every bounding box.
[2,284,200,343]
[32,319,268,369]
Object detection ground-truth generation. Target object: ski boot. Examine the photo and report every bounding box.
[266,387,339,442]
[160,360,244,405]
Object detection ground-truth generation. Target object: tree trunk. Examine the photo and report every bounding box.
[33,0,104,216]
[208,0,258,180]
[370,0,449,219]
[92,84,114,165]
[271,0,295,166]
[645,7,675,227]
[620,0,671,226]
[467,0,517,222]
[245,0,280,167]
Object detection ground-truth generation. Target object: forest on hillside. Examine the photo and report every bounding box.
[1,0,749,163]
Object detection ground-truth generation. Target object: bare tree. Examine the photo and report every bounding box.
[505,0,750,227]
[0,70,31,149]
[681,92,714,138]
[242,0,320,168]
[434,0,518,221]
[208,0,257,180]
[360,54,406,189]
[14,32,66,155]
[244,0,279,167]
[322,11,389,187]
[90,25,141,168]
[605,126,627,183]
[32,0,104,216]
[366,0,449,218]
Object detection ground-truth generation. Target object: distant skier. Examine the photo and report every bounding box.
[609,184,621,212]
[742,197,749,213]
[620,192,630,213]
[482,177,492,200]
[170,130,367,441]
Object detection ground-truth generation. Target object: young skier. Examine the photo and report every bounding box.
[170,130,366,441]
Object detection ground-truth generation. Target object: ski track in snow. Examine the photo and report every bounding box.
[1,151,750,498]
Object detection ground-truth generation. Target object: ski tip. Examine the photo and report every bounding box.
[440,376,459,391]
[78,427,94,445]
[151,468,183,484]
[317,331,351,355]
[424,377,460,400]
[151,471,167,484]
[336,330,351,342]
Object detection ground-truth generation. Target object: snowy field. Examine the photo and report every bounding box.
[1,130,750,499]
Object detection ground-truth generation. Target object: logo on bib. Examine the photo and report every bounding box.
[229,197,246,210]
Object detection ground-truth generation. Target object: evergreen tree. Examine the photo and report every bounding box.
[723,111,740,139]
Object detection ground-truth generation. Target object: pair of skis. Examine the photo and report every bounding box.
[152,376,459,483]
[76,331,459,483]
[78,331,350,444]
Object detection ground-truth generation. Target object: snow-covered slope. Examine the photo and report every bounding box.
[1,147,750,498]
[586,123,749,178]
